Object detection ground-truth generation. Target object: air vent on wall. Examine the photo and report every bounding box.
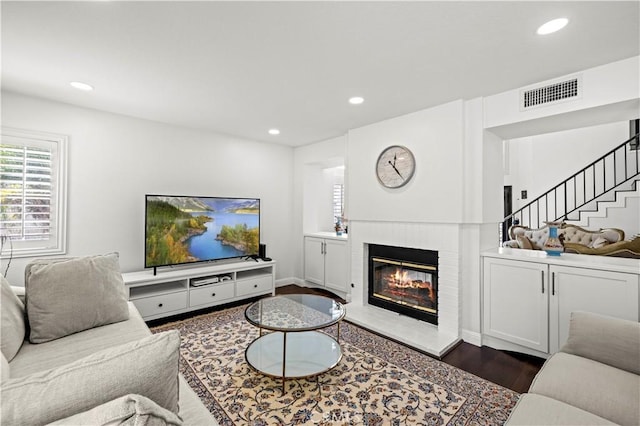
[521,76,581,110]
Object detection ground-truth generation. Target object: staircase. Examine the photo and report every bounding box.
[502,133,640,240]
[565,179,639,228]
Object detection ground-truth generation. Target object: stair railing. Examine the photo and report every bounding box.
[501,133,639,241]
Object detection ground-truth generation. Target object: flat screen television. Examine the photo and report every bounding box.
[145,195,260,269]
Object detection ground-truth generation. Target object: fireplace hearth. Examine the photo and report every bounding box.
[368,244,438,325]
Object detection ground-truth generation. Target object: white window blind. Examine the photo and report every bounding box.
[333,183,344,222]
[1,128,68,257]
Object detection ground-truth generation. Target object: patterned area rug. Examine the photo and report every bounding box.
[151,304,519,425]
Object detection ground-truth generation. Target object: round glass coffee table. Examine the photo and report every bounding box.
[244,294,345,393]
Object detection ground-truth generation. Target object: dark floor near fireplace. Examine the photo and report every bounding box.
[149,284,544,394]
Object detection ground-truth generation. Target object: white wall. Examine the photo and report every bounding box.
[344,99,504,342]
[345,99,491,341]
[292,135,347,279]
[1,91,295,285]
[505,121,629,211]
[348,100,465,223]
[485,56,640,138]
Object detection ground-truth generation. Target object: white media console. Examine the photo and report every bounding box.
[121,259,276,320]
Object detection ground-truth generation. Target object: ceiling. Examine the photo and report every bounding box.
[2,1,639,147]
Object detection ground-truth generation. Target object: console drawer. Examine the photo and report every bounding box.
[236,275,273,297]
[132,292,187,318]
[189,282,235,307]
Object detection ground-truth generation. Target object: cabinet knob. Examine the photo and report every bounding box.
[211,293,216,297]
[254,284,258,288]
[158,303,163,308]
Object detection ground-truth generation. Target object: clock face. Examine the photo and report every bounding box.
[376,145,415,188]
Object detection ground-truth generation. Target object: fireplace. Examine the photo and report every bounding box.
[368,244,438,325]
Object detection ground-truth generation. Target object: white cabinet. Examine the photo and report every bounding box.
[549,265,638,353]
[324,239,349,291]
[483,258,549,353]
[123,260,276,320]
[482,250,639,357]
[304,235,349,293]
[304,237,325,286]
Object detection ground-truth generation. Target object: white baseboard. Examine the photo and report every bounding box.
[461,329,482,347]
[275,277,305,287]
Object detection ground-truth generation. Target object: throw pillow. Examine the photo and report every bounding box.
[562,312,640,375]
[1,275,26,361]
[516,235,534,250]
[47,394,183,426]
[1,330,181,426]
[591,236,609,249]
[25,253,130,343]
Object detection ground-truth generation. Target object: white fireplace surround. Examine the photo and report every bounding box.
[346,220,461,357]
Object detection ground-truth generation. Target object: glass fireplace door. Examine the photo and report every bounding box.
[371,258,437,314]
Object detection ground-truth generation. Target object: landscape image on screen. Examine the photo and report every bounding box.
[145,195,260,268]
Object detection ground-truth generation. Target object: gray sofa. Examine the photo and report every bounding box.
[507,312,640,425]
[1,255,217,425]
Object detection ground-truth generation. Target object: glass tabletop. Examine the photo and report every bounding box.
[245,294,345,331]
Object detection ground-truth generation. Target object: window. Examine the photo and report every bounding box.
[333,183,344,223]
[1,128,68,257]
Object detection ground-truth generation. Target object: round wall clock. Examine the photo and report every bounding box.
[375,145,416,188]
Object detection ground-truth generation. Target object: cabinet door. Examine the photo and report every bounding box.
[304,237,325,285]
[483,258,549,352]
[324,239,348,292]
[549,265,639,353]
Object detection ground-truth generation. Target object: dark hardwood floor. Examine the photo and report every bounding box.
[149,284,544,394]
[441,341,544,393]
[276,284,544,393]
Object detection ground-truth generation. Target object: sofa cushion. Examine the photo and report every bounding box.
[9,302,149,378]
[47,394,183,426]
[590,236,609,248]
[516,235,534,250]
[177,375,218,425]
[25,253,130,343]
[506,394,616,425]
[529,352,640,426]
[561,225,624,245]
[1,276,26,361]
[561,311,640,375]
[1,330,181,426]
[1,353,9,383]
[564,237,640,259]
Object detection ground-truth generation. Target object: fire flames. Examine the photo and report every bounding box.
[384,268,435,302]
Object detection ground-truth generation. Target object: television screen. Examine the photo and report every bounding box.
[145,195,260,268]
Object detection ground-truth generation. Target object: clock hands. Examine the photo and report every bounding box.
[388,160,404,180]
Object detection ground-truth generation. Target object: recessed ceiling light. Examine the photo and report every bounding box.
[268,129,280,135]
[349,96,364,105]
[537,18,569,35]
[70,81,94,91]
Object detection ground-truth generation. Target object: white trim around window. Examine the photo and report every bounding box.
[1,127,68,258]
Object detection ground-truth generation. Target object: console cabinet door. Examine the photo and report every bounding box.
[304,237,325,286]
[549,265,639,353]
[483,258,549,353]
[324,239,348,292]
